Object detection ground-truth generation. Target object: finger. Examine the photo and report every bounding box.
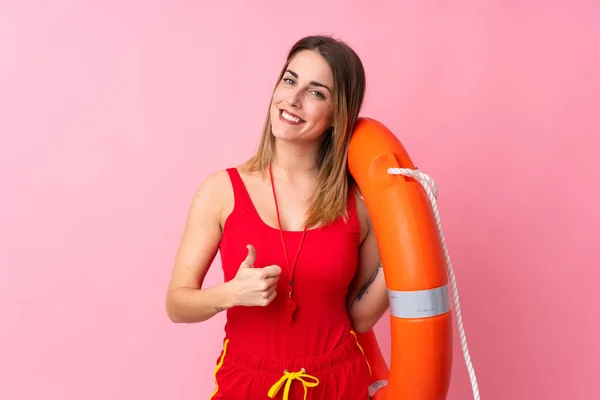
[268,288,277,301]
[259,285,276,297]
[269,285,278,298]
[262,265,282,277]
[262,288,278,306]
[241,244,256,268]
[264,276,279,288]
[258,277,278,292]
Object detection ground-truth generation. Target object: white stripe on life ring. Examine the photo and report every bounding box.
[388,284,450,319]
[368,380,388,397]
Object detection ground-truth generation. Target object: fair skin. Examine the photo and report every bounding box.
[165,49,388,333]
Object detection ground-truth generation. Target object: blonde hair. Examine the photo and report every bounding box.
[244,35,366,228]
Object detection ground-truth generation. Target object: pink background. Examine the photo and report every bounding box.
[1,1,599,399]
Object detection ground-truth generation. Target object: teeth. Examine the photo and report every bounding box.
[282,110,301,123]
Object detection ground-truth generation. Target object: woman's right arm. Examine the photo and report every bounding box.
[165,170,234,323]
[166,170,282,323]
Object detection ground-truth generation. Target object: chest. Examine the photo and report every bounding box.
[246,178,316,231]
[220,218,360,294]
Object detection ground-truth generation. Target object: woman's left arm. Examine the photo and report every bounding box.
[347,193,389,333]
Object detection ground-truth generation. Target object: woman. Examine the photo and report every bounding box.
[166,35,389,400]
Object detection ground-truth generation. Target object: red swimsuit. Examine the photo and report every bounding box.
[210,168,371,400]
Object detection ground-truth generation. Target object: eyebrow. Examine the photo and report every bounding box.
[285,69,332,93]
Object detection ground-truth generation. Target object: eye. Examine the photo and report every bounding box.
[311,90,325,99]
[283,78,295,85]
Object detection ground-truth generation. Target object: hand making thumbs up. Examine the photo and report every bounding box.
[231,245,281,307]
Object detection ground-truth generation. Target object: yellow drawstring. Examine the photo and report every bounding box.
[267,368,319,400]
[349,330,372,376]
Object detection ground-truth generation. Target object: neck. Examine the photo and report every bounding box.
[271,139,320,180]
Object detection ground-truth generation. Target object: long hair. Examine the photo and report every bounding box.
[244,35,366,228]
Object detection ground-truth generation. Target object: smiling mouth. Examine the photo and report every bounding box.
[280,109,305,124]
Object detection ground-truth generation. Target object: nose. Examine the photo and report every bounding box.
[286,87,302,109]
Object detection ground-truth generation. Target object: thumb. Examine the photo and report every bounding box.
[240,244,256,268]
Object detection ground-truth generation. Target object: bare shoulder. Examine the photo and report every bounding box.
[193,169,230,203]
[191,169,234,228]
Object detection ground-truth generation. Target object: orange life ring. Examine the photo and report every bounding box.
[348,117,479,399]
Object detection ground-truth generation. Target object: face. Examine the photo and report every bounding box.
[269,50,334,144]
